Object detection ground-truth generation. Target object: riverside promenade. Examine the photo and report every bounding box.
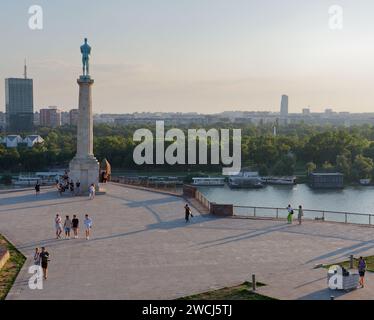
[1,183,374,300]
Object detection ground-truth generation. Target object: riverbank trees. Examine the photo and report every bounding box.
[2,123,374,181]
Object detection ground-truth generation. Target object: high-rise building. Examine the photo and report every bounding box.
[61,111,70,126]
[0,112,5,132]
[40,107,62,128]
[280,95,289,118]
[5,65,34,133]
[69,109,79,126]
[33,111,40,126]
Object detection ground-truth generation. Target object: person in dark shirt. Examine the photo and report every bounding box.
[35,182,41,196]
[358,257,367,288]
[70,180,75,195]
[40,247,50,280]
[75,180,81,196]
[72,215,80,239]
[185,204,193,223]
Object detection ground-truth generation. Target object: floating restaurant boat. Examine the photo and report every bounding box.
[12,172,63,186]
[262,176,297,185]
[228,176,264,189]
[191,177,225,186]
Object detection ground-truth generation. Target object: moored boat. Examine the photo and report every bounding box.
[359,178,371,186]
[262,176,296,185]
[228,176,264,189]
[192,177,225,186]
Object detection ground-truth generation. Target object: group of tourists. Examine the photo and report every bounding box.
[54,213,93,240]
[286,204,304,225]
[57,179,81,196]
[33,170,97,200]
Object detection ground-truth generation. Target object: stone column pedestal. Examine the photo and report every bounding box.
[69,76,99,193]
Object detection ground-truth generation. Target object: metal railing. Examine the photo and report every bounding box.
[233,205,374,226]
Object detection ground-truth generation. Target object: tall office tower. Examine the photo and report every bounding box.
[40,107,62,128]
[280,95,289,118]
[5,63,34,132]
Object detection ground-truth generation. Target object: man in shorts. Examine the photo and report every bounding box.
[40,247,50,280]
[84,214,93,240]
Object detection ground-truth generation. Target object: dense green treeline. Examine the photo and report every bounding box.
[2,122,374,181]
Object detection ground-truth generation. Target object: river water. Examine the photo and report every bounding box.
[198,184,374,225]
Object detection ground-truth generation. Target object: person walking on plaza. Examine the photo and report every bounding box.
[40,247,50,280]
[55,214,63,239]
[185,204,193,223]
[84,214,93,240]
[72,214,79,239]
[297,205,304,225]
[35,181,41,196]
[64,215,72,239]
[58,183,63,196]
[358,256,367,288]
[34,248,41,266]
[75,180,81,196]
[287,204,294,224]
[70,180,75,196]
[88,184,95,200]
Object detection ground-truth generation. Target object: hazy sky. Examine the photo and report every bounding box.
[1,0,374,114]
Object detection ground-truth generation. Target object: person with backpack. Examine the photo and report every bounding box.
[358,256,367,288]
[287,204,294,224]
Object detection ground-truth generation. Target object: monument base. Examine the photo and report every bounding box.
[69,156,100,193]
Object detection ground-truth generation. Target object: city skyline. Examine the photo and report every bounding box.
[2,1,374,114]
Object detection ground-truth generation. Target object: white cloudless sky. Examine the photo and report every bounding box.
[1,0,374,113]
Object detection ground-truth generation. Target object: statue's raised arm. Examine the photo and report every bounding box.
[80,38,92,77]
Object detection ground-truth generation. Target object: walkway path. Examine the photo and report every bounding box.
[1,183,374,300]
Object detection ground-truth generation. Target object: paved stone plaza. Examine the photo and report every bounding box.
[1,183,374,300]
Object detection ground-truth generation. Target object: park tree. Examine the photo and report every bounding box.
[336,154,352,178]
[322,161,335,172]
[351,155,374,180]
[272,155,296,176]
[258,164,269,176]
[306,162,316,175]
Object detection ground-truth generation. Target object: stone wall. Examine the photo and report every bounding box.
[183,184,234,217]
[183,184,197,198]
[210,203,234,217]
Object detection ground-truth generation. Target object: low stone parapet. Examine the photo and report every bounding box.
[210,203,234,217]
[183,184,197,198]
